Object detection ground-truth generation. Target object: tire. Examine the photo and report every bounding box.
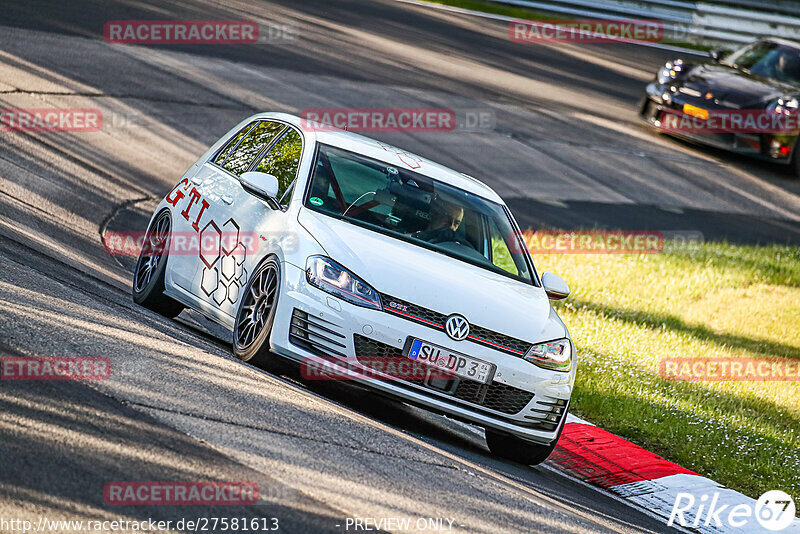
[233,256,281,362]
[485,418,566,466]
[132,209,184,318]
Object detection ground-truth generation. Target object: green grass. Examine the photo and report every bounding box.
[533,242,800,498]
[421,0,561,21]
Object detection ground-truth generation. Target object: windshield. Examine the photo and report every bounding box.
[723,41,800,85]
[304,144,534,284]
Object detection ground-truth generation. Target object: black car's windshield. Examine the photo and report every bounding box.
[723,41,800,85]
[304,144,533,284]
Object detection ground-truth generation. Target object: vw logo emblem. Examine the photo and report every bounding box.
[445,314,470,341]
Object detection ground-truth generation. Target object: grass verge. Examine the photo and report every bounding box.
[534,242,800,498]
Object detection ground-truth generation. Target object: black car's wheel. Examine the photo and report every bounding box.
[233,257,280,362]
[485,419,565,466]
[132,209,184,318]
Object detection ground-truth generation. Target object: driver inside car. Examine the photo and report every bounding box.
[411,200,464,244]
[775,52,800,82]
[757,49,800,82]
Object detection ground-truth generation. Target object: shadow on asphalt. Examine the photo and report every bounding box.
[507,197,800,245]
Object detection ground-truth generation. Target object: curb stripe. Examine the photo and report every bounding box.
[550,422,697,488]
[548,418,800,533]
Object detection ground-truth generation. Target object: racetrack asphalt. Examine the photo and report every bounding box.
[1,0,798,532]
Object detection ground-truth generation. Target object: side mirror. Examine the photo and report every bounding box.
[709,49,726,62]
[241,171,279,199]
[542,272,570,300]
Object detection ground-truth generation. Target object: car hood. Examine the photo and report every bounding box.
[678,63,799,108]
[298,208,565,344]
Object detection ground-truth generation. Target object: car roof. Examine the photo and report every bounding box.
[762,37,800,50]
[256,112,505,204]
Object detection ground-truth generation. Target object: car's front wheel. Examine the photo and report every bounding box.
[132,209,184,318]
[485,420,565,466]
[233,257,281,362]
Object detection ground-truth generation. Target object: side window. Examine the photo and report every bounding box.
[213,121,257,166]
[488,218,520,277]
[222,121,285,176]
[253,128,303,205]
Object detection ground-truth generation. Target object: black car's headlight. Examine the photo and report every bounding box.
[306,255,382,310]
[657,59,683,85]
[768,96,799,116]
[523,338,572,372]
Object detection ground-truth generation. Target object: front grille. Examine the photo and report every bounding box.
[352,334,426,385]
[289,309,347,358]
[468,325,530,355]
[465,381,537,414]
[449,380,537,414]
[353,334,534,415]
[382,295,448,328]
[380,293,531,357]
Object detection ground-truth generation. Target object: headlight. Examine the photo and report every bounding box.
[524,338,572,372]
[657,59,682,85]
[657,66,674,84]
[306,256,382,310]
[768,96,799,115]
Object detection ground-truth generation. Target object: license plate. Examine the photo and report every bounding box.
[683,103,709,120]
[406,338,495,384]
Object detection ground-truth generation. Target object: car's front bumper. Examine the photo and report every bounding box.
[640,82,798,163]
[269,262,573,446]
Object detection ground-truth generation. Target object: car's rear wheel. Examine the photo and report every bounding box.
[485,419,565,466]
[233,257,280,362]
[132,209,184,318]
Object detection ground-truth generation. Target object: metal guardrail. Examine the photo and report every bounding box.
[720,0,800,18]
[490,0,800,46]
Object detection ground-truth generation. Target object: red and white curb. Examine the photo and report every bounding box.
[547,414,800,533]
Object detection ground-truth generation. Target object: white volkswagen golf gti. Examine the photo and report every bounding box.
[133,112,575,465]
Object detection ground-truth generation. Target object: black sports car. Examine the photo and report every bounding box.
[640,38,800,175]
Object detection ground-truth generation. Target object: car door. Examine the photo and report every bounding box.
[166,120,259,293]
[177,120,287,311]
[193,122,303,319]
